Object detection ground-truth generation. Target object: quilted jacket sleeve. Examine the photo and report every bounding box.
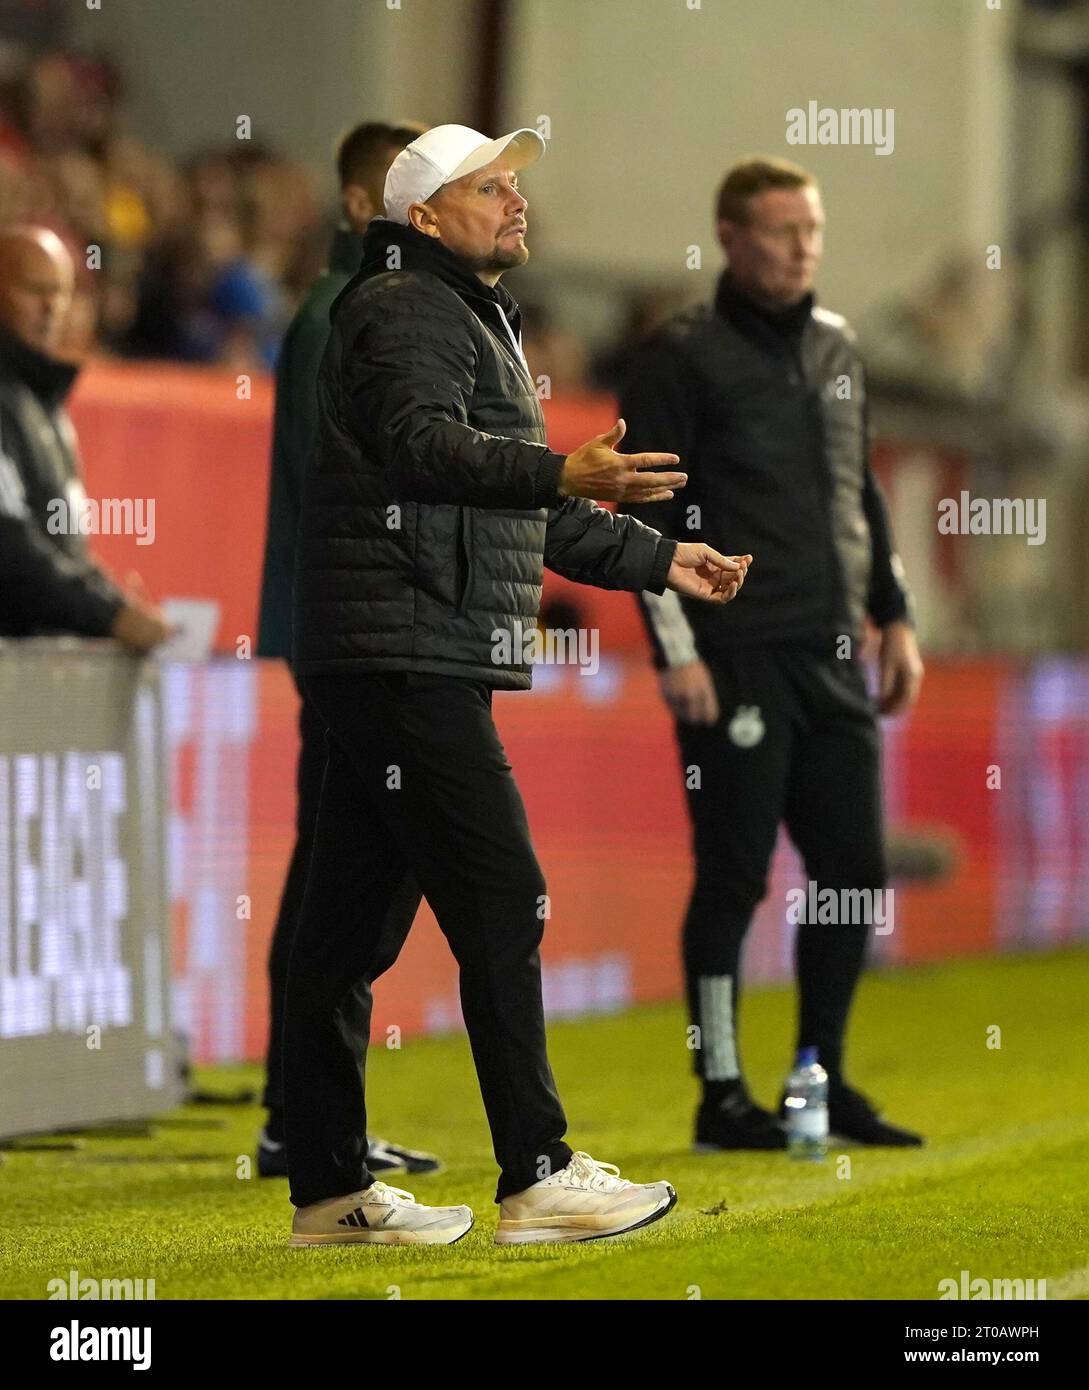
[343,278,567,510]
[544,497,676,595]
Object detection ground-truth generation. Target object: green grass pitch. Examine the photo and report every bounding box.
[2,949,1087,1300]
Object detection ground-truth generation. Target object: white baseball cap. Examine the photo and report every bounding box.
[383,123,545,226]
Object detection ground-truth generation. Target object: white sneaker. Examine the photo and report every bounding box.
[289,1181,473,1247]
[494,1151,676,1246]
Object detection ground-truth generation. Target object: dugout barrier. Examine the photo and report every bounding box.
[0,640,182,1138]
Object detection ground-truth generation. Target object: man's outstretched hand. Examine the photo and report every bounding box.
[666,544,752,603]
[558,419,687,503]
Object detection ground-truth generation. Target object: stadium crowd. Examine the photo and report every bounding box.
[0,45,327,371]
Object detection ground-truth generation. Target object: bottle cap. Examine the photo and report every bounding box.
[797,1046,819,1066]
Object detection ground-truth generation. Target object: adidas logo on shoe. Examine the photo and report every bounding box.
[290,1181,473,1247]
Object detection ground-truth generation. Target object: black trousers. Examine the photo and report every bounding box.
[677,645,887,1090]
[282,671,572,1208]
[262,672,418,1124]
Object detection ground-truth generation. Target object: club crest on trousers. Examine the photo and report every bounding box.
[728,704,765,748]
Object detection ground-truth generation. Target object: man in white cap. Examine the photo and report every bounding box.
[284,124,751,1247]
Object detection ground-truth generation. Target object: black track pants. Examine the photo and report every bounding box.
[676,646,886,1090]
[283,671,572,1208]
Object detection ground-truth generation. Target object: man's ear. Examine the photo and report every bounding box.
[342,183,375,232]
[408,200,441,238]
[716,218,735,256]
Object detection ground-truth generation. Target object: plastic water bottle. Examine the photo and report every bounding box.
[784,1046,828,1160]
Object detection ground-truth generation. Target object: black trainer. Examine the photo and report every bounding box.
[776,1083,924,1148]
[828,1085,924,1146]
[694,1087,787,1151]
[366,1136,442,1175]
[257,1128,288,1177]
[256,1129,444,1178]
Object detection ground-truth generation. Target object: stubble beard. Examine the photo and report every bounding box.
[471,240,529,275]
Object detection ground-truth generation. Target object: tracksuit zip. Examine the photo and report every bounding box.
[489,303,536,395]
[796,332,845,641]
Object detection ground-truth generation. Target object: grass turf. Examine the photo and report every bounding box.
[2,949,1088,1301]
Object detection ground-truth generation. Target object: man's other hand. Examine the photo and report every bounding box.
[558,419,687,503]
[110,597,172,653]
[667,544,751,602]
[659,659,720,726]
[877,619,924,716]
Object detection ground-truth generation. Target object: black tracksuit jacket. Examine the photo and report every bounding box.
[619,273,911,667]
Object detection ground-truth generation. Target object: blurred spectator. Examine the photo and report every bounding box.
[0,223,168,649]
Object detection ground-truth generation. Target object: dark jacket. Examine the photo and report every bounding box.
[0,327,124,638]
[619,273,912,667]
[293,219,676,690]
[257,225,364,659]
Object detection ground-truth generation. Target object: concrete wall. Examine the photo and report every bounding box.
[504,0,1018,324]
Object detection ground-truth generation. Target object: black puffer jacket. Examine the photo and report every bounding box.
[293,219,676,690]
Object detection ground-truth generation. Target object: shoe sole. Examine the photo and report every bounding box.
[289,1216,474,1248]
[493,1185,677,1246]
[368,1159,443,1176]
[827,1131,924,1148]
[692,1139,787,1153]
